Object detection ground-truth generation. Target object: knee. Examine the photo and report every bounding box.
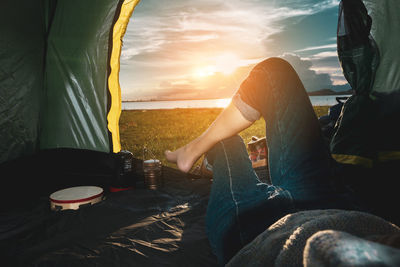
[236,57,301,116]
[220,135,245,149]
[207,135,245,159]
[254,57,294,73]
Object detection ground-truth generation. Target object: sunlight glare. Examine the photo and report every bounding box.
[215,53,240,75]
[194,65,217,78]
[193,52,241,79]
[215,98,231,108]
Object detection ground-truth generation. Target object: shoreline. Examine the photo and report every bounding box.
[122,93,352,103]
[120,96,349,111]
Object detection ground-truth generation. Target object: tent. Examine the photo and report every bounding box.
[0,0,141,204]
[0,0,134,163]
[0,0,399,266]
[331,0,400,168]
[0,1,221,266]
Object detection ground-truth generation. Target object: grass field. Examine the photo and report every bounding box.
[120,106,329,170]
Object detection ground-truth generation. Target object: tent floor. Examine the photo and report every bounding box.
[0,153,215,266]
[0,149,270,266]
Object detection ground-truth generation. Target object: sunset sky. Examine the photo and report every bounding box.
[119,0,350,101]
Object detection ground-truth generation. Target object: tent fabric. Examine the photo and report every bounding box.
[1,0,400,265]
[108,0,140,153]
[331,0,379,167]
[330,0,400,166]
[1,157,399,267]
[0,160,219,267]
[362,0,400,163]
[0,0,138,164]
[0,155,270,266]
[363,0,400,96]
[40,0,137,153]
[0,0,46,164]
[0,148,118,208]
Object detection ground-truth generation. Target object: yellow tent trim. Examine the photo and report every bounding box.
[378,151,400,162]
[107,0,141,153]
[331,154,373,168]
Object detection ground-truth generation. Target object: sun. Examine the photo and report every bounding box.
[194,65,217,78]
[193,52,241,78]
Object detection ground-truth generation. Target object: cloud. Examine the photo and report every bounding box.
[303,46,349,87]
[295,44,337,53]
[280,53,349,92]
[120,0,349,100]
[122,64,256,101]
[122,52,350,101]
[123,0,342,64]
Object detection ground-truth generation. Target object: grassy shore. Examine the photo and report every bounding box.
[120,106,329,170]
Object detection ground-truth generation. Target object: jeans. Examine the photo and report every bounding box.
[205,58,362,265]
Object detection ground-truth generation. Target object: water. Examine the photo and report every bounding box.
[122,95,351,110]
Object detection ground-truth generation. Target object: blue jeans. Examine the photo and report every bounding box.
[205,58,362,265]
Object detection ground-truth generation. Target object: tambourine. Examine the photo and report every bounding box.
[49,186,104,211]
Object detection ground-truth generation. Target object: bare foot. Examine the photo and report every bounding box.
[165,145,198,173]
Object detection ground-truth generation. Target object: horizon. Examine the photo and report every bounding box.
[120,0,350,102]
[122,88,353,102]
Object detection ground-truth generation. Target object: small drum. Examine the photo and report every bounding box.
[49,186,104,211]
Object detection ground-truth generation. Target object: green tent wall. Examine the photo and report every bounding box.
[364,0,400,95]
[0,0,140,164]
[331,0,400,167]
[0,1,46,163]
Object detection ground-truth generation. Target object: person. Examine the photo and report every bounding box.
[165,57,364,265]
[165,1,400,264]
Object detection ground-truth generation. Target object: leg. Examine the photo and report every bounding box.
[234,58,335,200]
[205,135,295,265]
[165,102,253,173]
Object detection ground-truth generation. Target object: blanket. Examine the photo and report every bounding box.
[227,209,400,266]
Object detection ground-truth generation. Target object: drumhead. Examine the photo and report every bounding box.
[50,186,103,204]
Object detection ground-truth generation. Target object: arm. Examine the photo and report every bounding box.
[165,102,253,173]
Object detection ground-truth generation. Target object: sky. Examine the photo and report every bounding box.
[119,0,350,101]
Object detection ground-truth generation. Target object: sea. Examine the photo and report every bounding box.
[122,95,351,110]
